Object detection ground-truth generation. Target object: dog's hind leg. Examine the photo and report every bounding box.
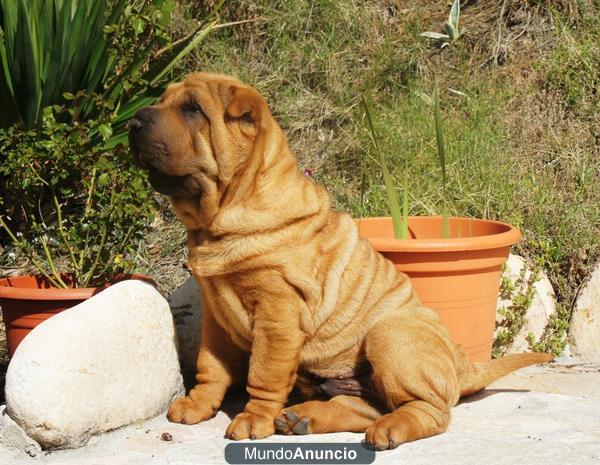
[363,307,462,450]
[275,395,382,434]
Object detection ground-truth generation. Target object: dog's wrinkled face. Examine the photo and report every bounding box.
[129,73,266,201]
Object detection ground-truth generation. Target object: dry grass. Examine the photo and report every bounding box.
[134,198,192,298]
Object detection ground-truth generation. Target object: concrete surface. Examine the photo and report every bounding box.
[1,359,599,465]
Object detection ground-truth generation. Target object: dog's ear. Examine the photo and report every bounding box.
[225,85,269,124]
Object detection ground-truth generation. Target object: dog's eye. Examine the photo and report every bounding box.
[181,101,204,116]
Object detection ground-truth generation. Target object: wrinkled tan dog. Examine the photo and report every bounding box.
[129,73,552,450]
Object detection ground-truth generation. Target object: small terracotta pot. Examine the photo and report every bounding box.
[356,216,521,362]
[0,274,156,357]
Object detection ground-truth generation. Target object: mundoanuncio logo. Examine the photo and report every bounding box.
[224,443,375,464]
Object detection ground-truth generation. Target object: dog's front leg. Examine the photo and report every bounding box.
[168,304,246,424]
[225,288,306,440]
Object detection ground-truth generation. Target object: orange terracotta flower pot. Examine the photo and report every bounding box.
[356,216,521,362]
[0,274,156,357]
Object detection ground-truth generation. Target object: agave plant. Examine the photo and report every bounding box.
[360,80,453,240]
[420,0,462,48]
[0,0,216,148]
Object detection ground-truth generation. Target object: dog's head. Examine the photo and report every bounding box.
[129,73,273,224]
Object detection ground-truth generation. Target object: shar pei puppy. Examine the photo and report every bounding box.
[129,73,552,450]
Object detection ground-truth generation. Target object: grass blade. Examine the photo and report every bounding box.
[360,142,366,219]
[0,0,21,127]
[17,0,43,127]
[433,78,449,238]
[433,80,446,192]
[361,94,406,239]
[0,42,20,127]
[402,172,409,239]
[141,20,217,88]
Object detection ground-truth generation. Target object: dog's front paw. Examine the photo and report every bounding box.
[225,412,275,440]
[167,396,215,424]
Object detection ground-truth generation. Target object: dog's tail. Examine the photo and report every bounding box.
[460,352,554,397]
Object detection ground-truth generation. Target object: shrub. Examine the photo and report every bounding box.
[0,96,155,287]
[0,0,215,286]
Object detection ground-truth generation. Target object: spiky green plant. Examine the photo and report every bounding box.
[420,0,462,47]
[360,82,451,241]
[433,79,449,238]
[361,94,409,240]
[0,0,216,148]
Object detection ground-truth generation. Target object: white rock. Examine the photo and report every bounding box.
[569,263,600,362]
[4,280,184,450]
[495,254,556,352]
[168,276,203,386]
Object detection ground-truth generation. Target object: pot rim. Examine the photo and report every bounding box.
[356,216,521,252]
[0,274,156,301]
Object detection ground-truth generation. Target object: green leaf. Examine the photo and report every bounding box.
[361,94,406,240]
[420,31,450,41]
[433,79,449,239]
[444,23,459,41]
[101,130,129,150]
[402,172,409,239]
[448,0,460,34]
[97,123,112,140]
[97,173,110,187]
[433,82,445,187]
[141,20,217,88]
[132,18,145,35]
[157,0,176,26]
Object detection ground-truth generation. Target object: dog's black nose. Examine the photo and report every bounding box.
[130,118,143,132]
[130,107,157,133]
